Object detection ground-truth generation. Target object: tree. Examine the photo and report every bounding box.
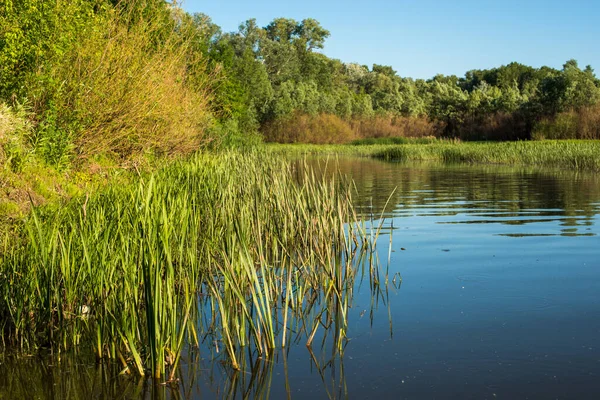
[429,80,469,136]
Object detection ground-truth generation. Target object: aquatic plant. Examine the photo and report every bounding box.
[0,151,382,379]
[370,140,600,170]
[268,140,600,171]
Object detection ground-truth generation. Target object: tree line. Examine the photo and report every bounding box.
[200,15,600,142]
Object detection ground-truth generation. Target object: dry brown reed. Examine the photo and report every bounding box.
[350,115,441,139]
[262,112,440,144]
[262,113,356,144]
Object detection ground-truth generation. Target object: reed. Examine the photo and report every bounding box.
[0,150,382,379]
[370,140,600,170]
[268,140,600,171]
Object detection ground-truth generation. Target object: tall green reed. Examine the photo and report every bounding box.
[0,151,383,378]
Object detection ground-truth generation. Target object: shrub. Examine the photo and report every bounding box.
[207,118,263,149]
[350,114,442,139]
[262,112,442,144]
[42,6,213,161]
[2,1,213,166]
[262,113,356,144]
[532,111,577,140]
[576,106,600,139]
[532,107,600,140]
[461,112,529,141]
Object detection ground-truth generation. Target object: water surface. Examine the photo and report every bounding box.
[328,158,600,399]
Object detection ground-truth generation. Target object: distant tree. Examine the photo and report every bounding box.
[372,64,397,78]
[561,59,600,109]
[428,80,469,136]
[294,18,330,51]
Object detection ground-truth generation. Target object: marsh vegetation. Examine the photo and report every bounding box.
[268,140,600,171]
[0,152,390,380]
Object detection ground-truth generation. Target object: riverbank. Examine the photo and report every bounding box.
[267,140,600,171]
[0,154,164,236]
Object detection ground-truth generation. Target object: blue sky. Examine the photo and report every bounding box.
[182,0,600,80]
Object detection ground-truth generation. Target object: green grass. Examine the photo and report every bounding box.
[266,143,390,157]
[268,140,600,171]
[0,150,382,379]
[349,137,439,146]
[371,140,600,170]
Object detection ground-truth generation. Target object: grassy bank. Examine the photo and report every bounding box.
[0,151,381,379]
[268,140,600,171]
[0,146,164,236]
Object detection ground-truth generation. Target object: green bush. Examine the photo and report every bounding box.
[1,1,214,167]
[533,111,578,140]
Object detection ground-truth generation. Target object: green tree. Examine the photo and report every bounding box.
[428,79,469,136]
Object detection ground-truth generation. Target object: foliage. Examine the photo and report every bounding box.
[4,2,599,153]
[55,7,212,160]
[0,0,215,169]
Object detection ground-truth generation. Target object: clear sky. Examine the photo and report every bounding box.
[181,0,600,80]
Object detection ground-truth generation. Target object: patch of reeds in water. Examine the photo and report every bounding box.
[370,140,600,171]
[267,140,600,171]
[0,151,384,380]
